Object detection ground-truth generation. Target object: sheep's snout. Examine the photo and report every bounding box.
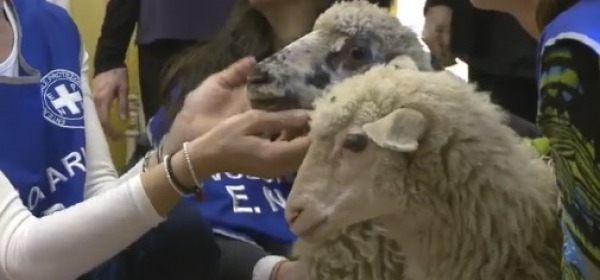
[286,203,331,243]
[247,67,273,85]
[285,190,333,242]
[247,65,305,112]
[285,204,303,225]
[285,198,317,231]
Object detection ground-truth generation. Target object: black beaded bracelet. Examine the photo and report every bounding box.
[164,153,197,197]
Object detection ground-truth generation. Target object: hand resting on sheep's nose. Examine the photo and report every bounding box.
[249,93,303,112]
[247,68,273,85]
[256,123,310,141]
[247,67,306,111]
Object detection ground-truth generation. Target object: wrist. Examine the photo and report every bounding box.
[252,256,289,280]
[270,260,288,280]
[93,63,127,78]
[161,133,179,156]
[189,135,220,178]
[163,111,195,155]
[139,160,181,216]
[170,140,213,188]
[169,152,196,188]
[143,150,160,170]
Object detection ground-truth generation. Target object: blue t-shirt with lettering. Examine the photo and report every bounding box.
[147,103,296,245]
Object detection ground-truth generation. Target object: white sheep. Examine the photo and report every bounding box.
[292,221,406,280]
[245,1,548,278]
[247,2,422,278]
[285,64,562,280]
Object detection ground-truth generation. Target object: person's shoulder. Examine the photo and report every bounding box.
[14,0,81,50]
[541,39,599,69]
[14,0,76,28]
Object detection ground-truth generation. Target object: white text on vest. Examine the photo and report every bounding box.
[27,147,87,215]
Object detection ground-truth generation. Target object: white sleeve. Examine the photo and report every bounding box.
[252,255,289,280]
[0,46,164,280]
[79,45,144,199]
[0,172,164,280]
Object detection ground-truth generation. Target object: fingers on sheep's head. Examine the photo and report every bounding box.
[285,70,430,244]
[247,31,333,112]
[247,0,431,112]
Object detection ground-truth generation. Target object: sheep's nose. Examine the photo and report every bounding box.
[285,205,304,225]
[247,68,273,85]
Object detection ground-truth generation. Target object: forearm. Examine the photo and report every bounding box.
[0,174,162,280]
[2,118,210,280]
[0,145,209,280]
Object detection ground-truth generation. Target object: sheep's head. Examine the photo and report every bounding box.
[285,64,514,244]
[247,0,432,112]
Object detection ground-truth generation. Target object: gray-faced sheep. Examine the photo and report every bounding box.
[247,0,433,112]
[247,0,541,138]
[247,2,421,278]
[285,64,562,280]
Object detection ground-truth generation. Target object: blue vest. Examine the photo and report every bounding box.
[0,0,86,217]
[537,0,600,277]
[148,97,296,244]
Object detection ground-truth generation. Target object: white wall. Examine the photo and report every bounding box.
[396,0,468,80]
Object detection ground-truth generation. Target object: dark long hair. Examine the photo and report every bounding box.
[535,0,578,30]
[160,0,393,125]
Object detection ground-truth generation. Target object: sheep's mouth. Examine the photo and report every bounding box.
[247,86,305,112]
[292,216,333,243]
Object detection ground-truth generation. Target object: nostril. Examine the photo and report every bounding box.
[247,68,273,85]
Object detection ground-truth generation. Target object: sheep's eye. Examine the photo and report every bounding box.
[350,47,368,60]
[343,133,368,153]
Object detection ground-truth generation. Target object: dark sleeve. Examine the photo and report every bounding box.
[538,40,600,266]
[93,0,139,76]
[214,236,268,280]
[538,39,600,157]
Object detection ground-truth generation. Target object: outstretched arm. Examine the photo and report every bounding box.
[0,54,311,280]
[0,171,165,280]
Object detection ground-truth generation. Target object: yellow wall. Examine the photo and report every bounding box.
[70,0,140,171]
[390,0,397,15]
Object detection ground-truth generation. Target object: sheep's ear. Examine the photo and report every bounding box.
[362,108,426,152]
[387,55,418,71]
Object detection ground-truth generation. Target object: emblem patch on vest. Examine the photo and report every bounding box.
[41,69,85,129]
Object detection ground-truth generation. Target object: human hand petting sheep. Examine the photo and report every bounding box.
[162,57,311,178]
[163,57,255,155]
